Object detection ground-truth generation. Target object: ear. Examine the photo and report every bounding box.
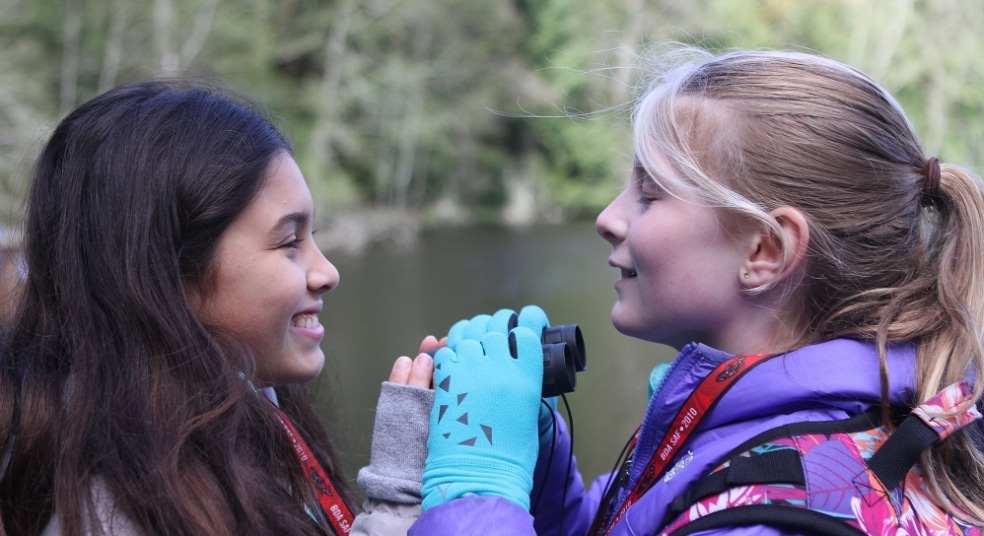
[741,207,809,288]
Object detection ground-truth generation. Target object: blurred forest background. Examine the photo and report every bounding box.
[1,0,983,252]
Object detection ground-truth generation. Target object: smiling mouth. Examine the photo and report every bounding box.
[291,313,321,329]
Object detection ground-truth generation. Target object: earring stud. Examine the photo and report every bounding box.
[743,272,750,279]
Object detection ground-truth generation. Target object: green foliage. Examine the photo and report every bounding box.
[0,0,981,235]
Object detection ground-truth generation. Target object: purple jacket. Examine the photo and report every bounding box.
[409,339,918,535]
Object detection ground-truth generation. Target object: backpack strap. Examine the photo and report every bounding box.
[866,410,940,490]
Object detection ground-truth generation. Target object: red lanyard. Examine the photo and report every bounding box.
[271,405,355,535]
[591,352,774,536]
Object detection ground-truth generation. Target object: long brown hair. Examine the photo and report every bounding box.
[0,80,357,535]
[633,47,984,522]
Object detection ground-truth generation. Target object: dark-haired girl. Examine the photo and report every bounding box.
[0,80,433,536]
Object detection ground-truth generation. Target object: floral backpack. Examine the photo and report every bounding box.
[659,382,984,535]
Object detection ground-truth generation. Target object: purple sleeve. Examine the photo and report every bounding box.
[408,495,535,535]
[529,412,600,536]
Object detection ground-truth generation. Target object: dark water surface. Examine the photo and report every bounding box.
[315,221,676,491]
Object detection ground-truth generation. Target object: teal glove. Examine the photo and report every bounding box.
[446,305,550,349]
[445,305,557,448]
[422,326,544,511]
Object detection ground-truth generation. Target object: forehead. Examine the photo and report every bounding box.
[631,150,680,196]
[249,155,312,212]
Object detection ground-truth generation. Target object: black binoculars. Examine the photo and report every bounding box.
[534,323,587,398]
[429,318,587,398]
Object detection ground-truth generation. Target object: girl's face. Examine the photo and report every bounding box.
[191,153,339,387]
[595,156,752,350]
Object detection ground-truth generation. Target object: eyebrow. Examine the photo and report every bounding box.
[272,211,310,232]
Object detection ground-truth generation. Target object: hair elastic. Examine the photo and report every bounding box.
[923,157,941,205]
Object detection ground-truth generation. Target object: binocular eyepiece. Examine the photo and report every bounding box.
[535,323,587,398]
[428,317,587,398]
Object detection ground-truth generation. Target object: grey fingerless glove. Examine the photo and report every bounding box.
[357,381,434,504]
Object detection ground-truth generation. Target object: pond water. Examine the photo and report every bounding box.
[315,220,677,490]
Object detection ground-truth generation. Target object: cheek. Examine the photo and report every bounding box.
[198,280,280,339]
[627,226,663,271]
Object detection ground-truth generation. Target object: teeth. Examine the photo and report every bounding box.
[621,269,637,278]
[292,314,320,329]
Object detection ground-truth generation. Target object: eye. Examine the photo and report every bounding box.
[281,235,302,249]
[631,162,660,205]
[636,178,661,205]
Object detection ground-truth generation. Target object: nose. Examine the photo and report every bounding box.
[596,189,629,245]
[309,248,340,295]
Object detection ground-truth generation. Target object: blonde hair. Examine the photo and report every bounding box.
[633,46,984,522]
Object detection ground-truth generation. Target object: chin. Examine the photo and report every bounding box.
[294,358,326,384]
[264,354,326,386]
[611,312,686,348]
[610,313,647,341]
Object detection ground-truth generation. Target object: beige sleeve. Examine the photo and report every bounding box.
[350,498,422,536]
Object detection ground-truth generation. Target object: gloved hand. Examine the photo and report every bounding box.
[445,305,558,448]
[446,305,549,349]
[421,326,544,511]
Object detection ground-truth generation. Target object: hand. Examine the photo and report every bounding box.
[388,335,442,388]
[358,336,442,505]
[445,305,558,448]
[445,305,550,350]
[421,326,544,511]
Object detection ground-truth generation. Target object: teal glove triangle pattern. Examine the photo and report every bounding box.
[421,327,544,511]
